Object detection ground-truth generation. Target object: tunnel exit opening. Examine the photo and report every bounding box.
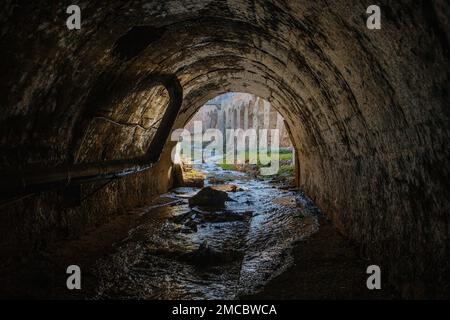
[171,93,296,189]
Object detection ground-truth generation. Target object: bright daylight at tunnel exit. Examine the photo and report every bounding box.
[0,0,449,312]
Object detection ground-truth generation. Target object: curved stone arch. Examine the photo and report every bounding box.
[166,75,305,160]
[68,73,183,164]
[173,69,317,154]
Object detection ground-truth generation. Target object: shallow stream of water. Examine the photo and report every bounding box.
[92,162,319,299]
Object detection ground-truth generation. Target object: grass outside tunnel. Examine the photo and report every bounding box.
[218,147,295,179]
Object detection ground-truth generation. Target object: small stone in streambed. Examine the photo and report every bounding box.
[230,185,243,192]
[185,220,198,232]
[188,186,232,208]
[202,211,252,223]
[181,241,243,266]
[208,176,225,184]
[180,227,194,234]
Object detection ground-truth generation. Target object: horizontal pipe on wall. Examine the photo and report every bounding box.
[0,74,183,202]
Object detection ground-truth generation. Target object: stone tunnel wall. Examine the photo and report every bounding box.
[0,0,449,297]
[0,148,175,259]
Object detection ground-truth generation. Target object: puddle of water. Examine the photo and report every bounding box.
[92,162,319,300]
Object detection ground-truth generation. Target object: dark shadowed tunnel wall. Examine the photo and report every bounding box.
[0,0,449,297]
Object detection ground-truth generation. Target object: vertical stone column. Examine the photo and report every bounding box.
[244,103,249,130]
[235,104,241,129]
[276,113,284,147]
[218,106,225,133]
[263,99,270,129]
[253,98,260,131]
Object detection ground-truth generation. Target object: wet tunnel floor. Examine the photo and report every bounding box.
[88,163,321,299]
[1,163,393,299]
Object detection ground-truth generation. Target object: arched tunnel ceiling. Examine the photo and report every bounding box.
[0,0,449,296]
[2,0,448,166]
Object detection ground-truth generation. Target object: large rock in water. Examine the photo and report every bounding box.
[188,187,231,208]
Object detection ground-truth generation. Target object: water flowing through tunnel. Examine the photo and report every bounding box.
[0,0,449,299]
